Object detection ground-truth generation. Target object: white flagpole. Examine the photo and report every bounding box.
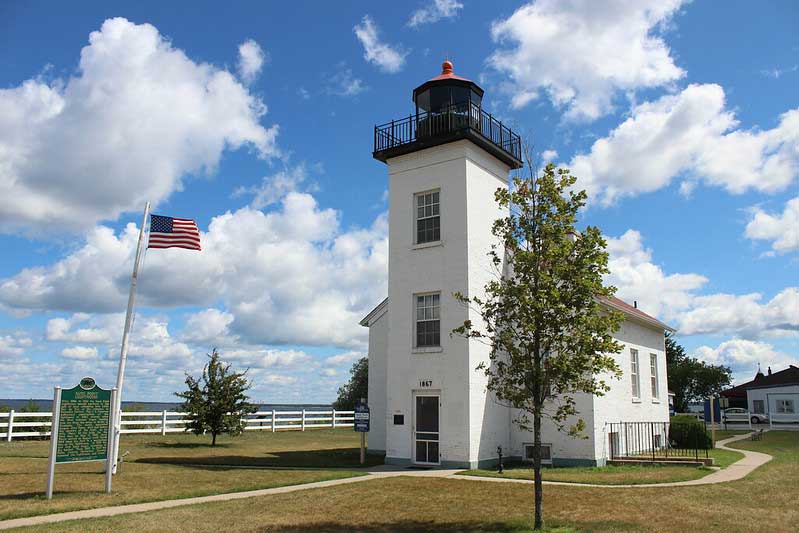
[111,201,150,474]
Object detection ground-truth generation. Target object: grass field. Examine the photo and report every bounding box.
[0,429,371,521]
[14,431,796,532]
[460,435,745,485]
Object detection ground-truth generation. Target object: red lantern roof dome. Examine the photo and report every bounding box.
[427,60,473,83]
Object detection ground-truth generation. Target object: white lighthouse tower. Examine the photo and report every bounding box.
[363,61,523,467]
[362,61,673,469]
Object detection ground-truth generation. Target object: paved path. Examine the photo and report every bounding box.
[0,432,770,530]
[453,431,772,488]
[0,469,462,531]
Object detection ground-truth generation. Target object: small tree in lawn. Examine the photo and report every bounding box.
[175,349,256,446]
[453,149,624,530]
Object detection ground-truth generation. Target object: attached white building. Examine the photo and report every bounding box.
[362,62,673,468]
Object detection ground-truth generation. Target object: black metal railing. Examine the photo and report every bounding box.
[607,421,710,462]
[374,101,522,162]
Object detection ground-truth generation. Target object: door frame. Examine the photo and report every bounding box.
[412,391,440,465]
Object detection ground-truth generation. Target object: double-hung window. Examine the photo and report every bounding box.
[650,353,659,399]
[776,399,795,414]
[630,349,640,399]
[753,400,765,414]
[415,293,440,347]
[416,191,440,244]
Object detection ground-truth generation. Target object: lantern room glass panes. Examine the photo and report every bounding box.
[415,293,440,347]
[416,191,440,244]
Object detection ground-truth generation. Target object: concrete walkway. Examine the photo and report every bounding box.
[0,432,771,530]
[453,431,773,488]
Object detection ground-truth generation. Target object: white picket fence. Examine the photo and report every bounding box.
[0,409,354,441]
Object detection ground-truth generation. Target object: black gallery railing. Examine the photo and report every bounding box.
[374,101,522,162]
[607,421,710,462]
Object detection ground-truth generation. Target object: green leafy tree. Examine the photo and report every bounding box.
[333,357,368,410]
[453,154,623,530]
[666,333,732,412]
[175,349,256,446]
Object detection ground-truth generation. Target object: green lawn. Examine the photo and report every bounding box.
[459,446,744,485]
[16,430,797,533]
[0,429,375,521]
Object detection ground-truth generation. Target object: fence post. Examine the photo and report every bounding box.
[651,422,655,462]
[6,410,13,442]
[332,409,336,429]
[161,410,167,436]
[271,409,276,433]
[301,409,306,431]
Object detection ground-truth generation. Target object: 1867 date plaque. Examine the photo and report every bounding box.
[55,380,112,463]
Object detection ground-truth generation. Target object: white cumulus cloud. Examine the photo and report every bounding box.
[606,230,707,322]
[408,0,463,27]
[234,163,318,209]
[692,339,797,382]
[353,15,407,73]
[489,0,685,119]
[0,334,32,359]
[2,193,388,350]
[61,346,99,360]
[567,84,799,204]
[237,39,266,84]
[0,17,278,234]
[677,289,799,338]
[745,197,799,254]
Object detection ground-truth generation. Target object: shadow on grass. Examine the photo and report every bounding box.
[145,442,234,450]
[0,489,110,502]
[248,518,638,532]
[136,448,385,469]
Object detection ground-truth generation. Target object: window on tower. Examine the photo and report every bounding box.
[415,293,440,347]
[415,190,440,244]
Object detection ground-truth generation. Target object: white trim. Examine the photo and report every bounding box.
[359,298,388,327]
[630,348,641,401]
[412,346,443,354]
[413,189,441,246]
[412,392,441,466]
[412,240,443,250]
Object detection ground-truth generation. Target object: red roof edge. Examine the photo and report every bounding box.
[599,296,676,332]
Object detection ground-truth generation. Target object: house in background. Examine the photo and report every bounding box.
[720,368,767,409]
[721,365,799,424]
[746,365,799,424]
[361,61,674,469]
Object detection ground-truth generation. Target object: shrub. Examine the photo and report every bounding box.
[669,416,711,449]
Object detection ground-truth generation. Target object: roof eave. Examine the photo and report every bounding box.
[359,297,388,327]
[599,298,676,333]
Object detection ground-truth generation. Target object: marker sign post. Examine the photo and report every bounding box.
[354,400,370,465]
[46,378,116,499]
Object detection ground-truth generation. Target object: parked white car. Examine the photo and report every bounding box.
[723,407,768,424]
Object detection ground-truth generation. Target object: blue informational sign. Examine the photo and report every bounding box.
[354,401,370,432]
[704,398,721,422]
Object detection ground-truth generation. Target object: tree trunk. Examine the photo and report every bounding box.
[533,409,543,529]
[212,431,217,446]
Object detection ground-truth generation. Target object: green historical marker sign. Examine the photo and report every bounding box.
[46,378,116,499]
[55,381,112,463]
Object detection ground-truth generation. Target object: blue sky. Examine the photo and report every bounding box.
[1,0,797,402]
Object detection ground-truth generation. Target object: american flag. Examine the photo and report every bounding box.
[148,214,202,251]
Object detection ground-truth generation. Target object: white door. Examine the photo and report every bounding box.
[413,394,439,464]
